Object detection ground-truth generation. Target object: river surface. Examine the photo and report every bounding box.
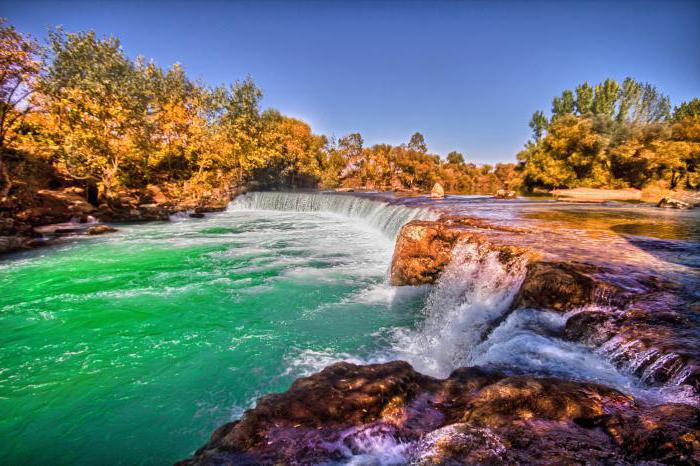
[1,192,699,465]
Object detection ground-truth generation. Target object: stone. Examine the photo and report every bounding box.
[87,225,118,235]
[390,218,530,286]
[512,261,621,312]
[495,189,517,199]
[389,220,463,285]
[189,213,205,218]
[431,183,445,199]
[178,361,699,465]
[658,197,692,209]
[0,235,30,254]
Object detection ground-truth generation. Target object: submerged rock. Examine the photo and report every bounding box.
[179,361,699,465]
[87,225,118,235]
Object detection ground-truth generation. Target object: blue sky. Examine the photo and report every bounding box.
[4,1,699,163]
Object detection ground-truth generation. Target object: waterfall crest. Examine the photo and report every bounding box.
[229,192,436,237]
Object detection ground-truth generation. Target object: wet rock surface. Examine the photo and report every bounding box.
[390,216,700,401]
[512,261,622,311]
[390,218,530,286]
[87,225,118,235]
[179,361,699,465]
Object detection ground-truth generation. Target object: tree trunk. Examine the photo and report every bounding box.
[0,152,12,202]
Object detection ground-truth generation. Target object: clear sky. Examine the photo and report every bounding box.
[4,0,699,163]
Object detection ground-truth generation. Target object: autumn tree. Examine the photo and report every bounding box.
[40,29,149,199]
[0,20,43,199]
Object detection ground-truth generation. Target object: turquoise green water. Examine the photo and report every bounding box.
[0,208,425,464]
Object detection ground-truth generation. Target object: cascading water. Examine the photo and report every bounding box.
[390,240,528,377]
[230,191,437,237]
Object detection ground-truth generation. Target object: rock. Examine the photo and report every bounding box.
[658,197,692,209]
[495,189,517,199]
[87,225,117,235]
[179,361,699,465]
[563,291,700,392]
[0,235,31,254]
[390,220,463,285]
[334,187,355,192]
[189,213,205,219]
[146,184,169,205]
[431,183,445,199]
[512,261,621,312]
[390,219,530,286]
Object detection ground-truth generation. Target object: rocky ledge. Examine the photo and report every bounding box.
[180,361,698,465]
[391,217,700,395]
[0,185,240,255]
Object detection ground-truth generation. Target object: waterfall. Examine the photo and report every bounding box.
[229,192,436,237]
[391,240,529,377]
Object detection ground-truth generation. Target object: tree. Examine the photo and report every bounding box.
[672,98,700,122]
[408,132,427,153]
[447,151,465,165]
[529,111,548,141]
[575,82,593,115]
[0,20,43,199]
[41,29,149,199]
[593,79,620,118]
[552,90,575,118]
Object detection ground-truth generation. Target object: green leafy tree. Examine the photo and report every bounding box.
[408,132,427,153]
[552,90,575,118]
[529,111,548,141]
[593,79,620,118]
[673,98,700,121]
[446,151,465,165]
[575,82,593,115]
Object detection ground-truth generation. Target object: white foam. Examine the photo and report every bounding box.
[390,240,528,377]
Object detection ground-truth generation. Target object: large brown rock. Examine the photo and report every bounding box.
[512,261,621,312]
[179,361,699,465]
[390,218,530,286]
[390,220,464,285]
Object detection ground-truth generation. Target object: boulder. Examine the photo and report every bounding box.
[390,220,464,285]
[495,189,517,199]
[178,361,699,465]
[431,183,445,199]
[512,261,621,312]
[87,225,117,235]
[658,197,692,209]
[189,213,205,219]
[0,235,30,254]
[390,219,530,286]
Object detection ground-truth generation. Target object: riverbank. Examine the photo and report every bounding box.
[0,184,239,255]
